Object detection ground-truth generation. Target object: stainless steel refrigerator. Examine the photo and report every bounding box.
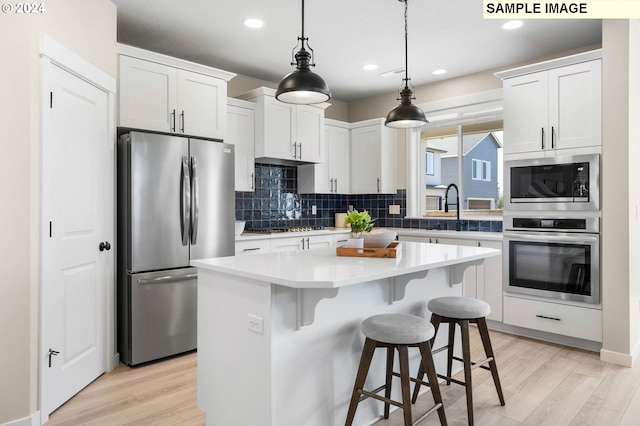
[117,131,234,365]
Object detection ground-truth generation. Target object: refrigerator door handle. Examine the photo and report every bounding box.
[190,156,199,244]
[137,273,198,285]
[180,156,191,246]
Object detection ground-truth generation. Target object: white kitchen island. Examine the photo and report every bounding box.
[191,241,499,426]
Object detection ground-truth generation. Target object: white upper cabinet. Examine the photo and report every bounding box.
[227,99,256,192]
[176,70,227,139]
[118,45,235,140]
[350,119,397,194]
[238,87,327,163]
[298,120,350,194]
[498,52,602,156]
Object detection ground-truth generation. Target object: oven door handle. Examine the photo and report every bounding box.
[503,231,598,245]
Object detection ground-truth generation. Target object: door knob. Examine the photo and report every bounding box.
[99,241,111,252]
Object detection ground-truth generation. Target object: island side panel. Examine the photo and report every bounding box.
[197,269,273,426]
[270,267,462,426]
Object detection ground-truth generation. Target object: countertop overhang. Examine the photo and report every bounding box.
[191,241,500,289]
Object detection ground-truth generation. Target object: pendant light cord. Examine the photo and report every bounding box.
[301,0,305,40]
[403,0,409,89]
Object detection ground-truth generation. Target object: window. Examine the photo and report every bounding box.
[472,159,482,181]
[482,161,491,182]
[426,152,434,176]
[419,121,503,216]
[473,160,491,181]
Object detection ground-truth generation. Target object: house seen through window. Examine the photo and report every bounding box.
[420,121,503,217]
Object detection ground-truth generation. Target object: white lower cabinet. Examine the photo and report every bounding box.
[503,295,602,342]
[235,239,271,255]
[270,234,334,252]
[333,233,350,247]
[398,235,502,322]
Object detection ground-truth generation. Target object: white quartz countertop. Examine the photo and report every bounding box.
[192,241,499,289]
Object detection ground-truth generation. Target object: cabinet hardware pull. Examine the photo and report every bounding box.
[243,247,261,252]
[298,143,302,160]
[541,127,545,149]
[536,314,561,321]
[293,142,298,159]
[334,178,338,193]
[551,126,555,148]
[171,109,176,132]
[377,177,381,193]
[180,110,185,133]
[251,172,255,191]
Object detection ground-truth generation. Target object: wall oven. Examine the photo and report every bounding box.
[504,154,600,211]
[503,215,600,305]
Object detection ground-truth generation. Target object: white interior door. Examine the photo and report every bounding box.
[41,60,110,419]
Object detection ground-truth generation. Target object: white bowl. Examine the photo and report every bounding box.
[363,229,397,248]
[235,220,246,236]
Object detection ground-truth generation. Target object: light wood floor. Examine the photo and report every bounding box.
[47,330,640,426]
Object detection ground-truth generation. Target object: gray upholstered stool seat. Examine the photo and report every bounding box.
[345,313,447,426]
[428,296,491,319]
[362,313,435,344]
[413,296,505,426]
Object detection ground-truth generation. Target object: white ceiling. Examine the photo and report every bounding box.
[112,0,601,101]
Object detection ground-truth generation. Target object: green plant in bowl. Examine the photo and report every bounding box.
[345,209,376,239]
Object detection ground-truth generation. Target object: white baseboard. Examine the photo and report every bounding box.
[0,411,40,426]
[600,348,636,367]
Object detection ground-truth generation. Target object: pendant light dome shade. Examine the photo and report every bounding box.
[276,47,331,104]
[276,0,331,105]
[385,86,428,128]
[385,0,427,129]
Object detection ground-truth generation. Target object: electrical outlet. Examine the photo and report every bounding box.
[248,314,264,334]
[312,205,317,215]
[389,205,400,215]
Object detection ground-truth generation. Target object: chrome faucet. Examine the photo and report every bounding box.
[444,183,461,231]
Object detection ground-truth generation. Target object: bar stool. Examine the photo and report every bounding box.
[345,313,447,426]
[412,297,505,426]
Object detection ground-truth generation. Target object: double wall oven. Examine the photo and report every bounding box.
[503,154,601,305]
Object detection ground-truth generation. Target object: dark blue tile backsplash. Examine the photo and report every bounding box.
[235,163,502,232]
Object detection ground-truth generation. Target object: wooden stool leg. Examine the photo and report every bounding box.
[397,346,413,426]
[446,319,456,386]
[460,319,474,426]
[384,345,395,419]
[418,341,448,426]
[476,317,506,406]
[345,338,377,426]
[412,313,443,403]
[429,313,442,347]
[411,364,424,404]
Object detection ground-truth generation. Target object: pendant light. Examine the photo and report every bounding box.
[385,0,428,128]
[275,0,331,104]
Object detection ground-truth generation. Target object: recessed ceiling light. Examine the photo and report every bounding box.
[432,69,447,75]
[244,18,264,29]
[362,64,378,71]
[502,20,523,30]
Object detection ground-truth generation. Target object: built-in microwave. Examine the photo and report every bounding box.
[504,154,600,211]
